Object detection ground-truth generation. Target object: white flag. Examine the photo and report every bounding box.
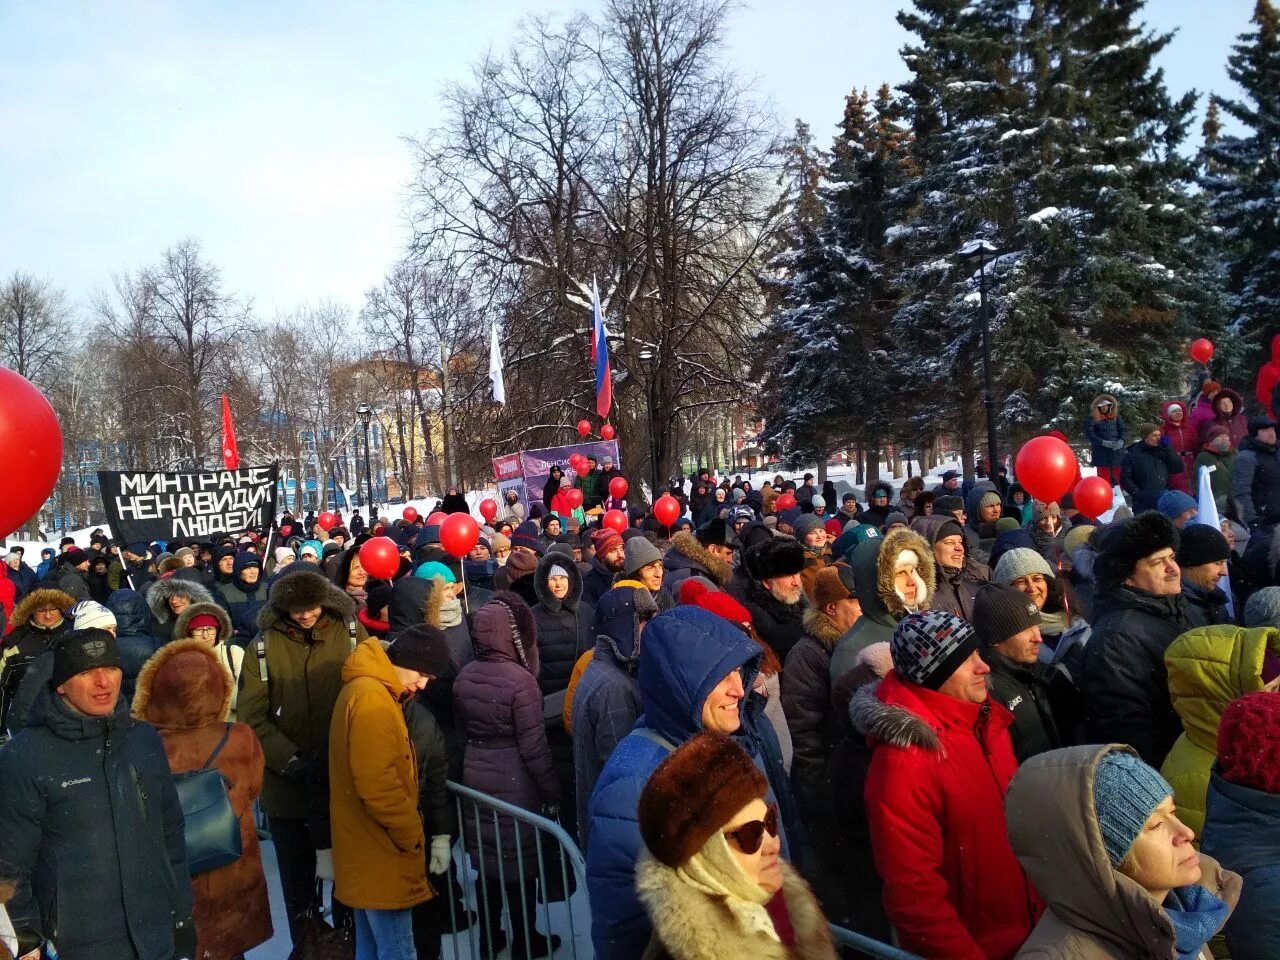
[489,322,506,405]
[1196,462,1235,619]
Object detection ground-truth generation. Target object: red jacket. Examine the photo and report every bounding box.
[0,574,14,634]
[1160,399,1197,493]
[859,670,1041,960]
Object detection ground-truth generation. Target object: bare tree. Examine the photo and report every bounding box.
[0,272,73,388]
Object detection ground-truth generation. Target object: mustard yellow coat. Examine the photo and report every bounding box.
[1162,624,1280,836]
[329,639,431,910]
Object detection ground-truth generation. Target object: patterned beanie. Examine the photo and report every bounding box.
[1217,692,1280,795]
[1093,749,1173,867]
[890,610,979,691]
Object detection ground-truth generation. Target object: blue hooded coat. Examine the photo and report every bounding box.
[1201,770,1280,960]
[584,606,768,960]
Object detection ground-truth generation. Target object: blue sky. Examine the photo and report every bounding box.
[0,1,1256,319]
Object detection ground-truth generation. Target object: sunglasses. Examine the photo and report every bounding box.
[723,803,778,854]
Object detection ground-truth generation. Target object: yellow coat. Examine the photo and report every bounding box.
[329,639,431,910]
[1161,624,1280,836]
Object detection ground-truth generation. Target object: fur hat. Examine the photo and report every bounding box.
[743,535,805,582]
[267,567,350,617]
[1217,692,1280,795]
[813,564,854,608]
[1093,512,1179,591]
[638,732,768,868]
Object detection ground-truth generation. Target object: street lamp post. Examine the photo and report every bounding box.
[357,404,375,514]
[959,239,1000,479]
[638,349,660,501]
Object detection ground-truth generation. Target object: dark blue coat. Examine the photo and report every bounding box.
[107,588,158,700]
[0,691,192,959]
[1201,770,1280,960]
[584,607,767,960]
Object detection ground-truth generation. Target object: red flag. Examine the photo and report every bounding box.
[221,394,240,470]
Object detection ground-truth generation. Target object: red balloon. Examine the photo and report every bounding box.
[577,419,591,437]
[358,536,401,580]
[570,453,588,472]
[426,511,448,525]
[1073,475,1114,517]
[1190,338,1214,365]
[440,512,481,558]
[402,505,419,522]
[564,487,584,509]
[653,494,681,527]
[0,368,62,538]
[775,492,797,512]
[602,509,628,534]
[608,476,629,500]
[1014,436,1078,504]
[600,423,616,440]
[479,498,498,522]
[317,511,338,531]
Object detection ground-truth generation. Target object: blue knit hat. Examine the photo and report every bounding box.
[415,561,457,583]
[1093,750,1173,867]
[1156,489,1198,521]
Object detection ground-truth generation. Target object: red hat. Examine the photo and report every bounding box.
[1217,692,1280,795]
[692,589,752,628]
[824,518,843,537]
[593,528,623,557]
[186,613,221,633]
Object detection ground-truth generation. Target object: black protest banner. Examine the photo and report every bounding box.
[97,465,278,544]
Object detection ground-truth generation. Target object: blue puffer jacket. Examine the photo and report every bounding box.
[1201,769,1280,960]
[584,607,766,960]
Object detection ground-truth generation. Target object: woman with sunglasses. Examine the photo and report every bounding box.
[635,731,836,960]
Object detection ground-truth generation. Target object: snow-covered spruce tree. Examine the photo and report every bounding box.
[1202,0,1280,379]
[756,91,909,477]
[886,0,1024,468]
[999,0,1224,435]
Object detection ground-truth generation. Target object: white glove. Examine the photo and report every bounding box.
[429,835,452,875]
[315,847,335,882]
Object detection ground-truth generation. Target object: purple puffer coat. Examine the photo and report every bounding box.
[455,591,559,878]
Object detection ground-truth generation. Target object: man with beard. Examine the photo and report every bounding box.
[582,528,626,604]
[1083,512,1200,767]
[729,536,807,662]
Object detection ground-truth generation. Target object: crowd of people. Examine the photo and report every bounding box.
[1,385,1279,960]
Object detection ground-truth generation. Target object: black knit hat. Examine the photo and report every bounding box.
[744,536,805,581]
[511,521,544,555]
[1094,512,1180,590]
[52,628,123,689]
[385,626,451,678]
[973,583,1041,649]
[1176,524,1231,569]
[890,610,979,690]
[695,517,740,549]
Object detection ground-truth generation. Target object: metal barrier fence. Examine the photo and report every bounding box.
[829,925,923,960]
[444,780,920,960]
[445,780,590,960]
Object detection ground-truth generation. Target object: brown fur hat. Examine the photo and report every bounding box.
[639,732,767,868]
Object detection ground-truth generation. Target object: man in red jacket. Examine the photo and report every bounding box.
[860,610,1041,959]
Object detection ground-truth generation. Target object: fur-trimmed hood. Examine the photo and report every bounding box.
[258,566,356,630]
[802,605,843,652]
[848,676,939,750]
[146,577,214,623]
[876,527,936,617]
[9,588,75,629]
[173,600,233,644]
[663,530,733,586]
[635,854,836,960]
[131,637,234,729]
[1090,393,1120,420]
[1211,386,1244,420]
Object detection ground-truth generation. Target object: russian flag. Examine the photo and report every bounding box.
[591,277,612,418]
